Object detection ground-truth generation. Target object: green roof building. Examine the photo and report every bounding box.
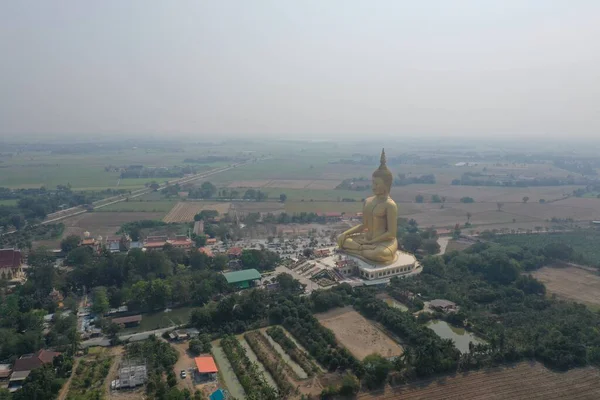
[223,269,261,289]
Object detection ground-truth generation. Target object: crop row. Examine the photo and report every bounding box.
[266,326,319,376]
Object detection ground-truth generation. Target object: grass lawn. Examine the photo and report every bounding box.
[66,348,113,400]
[96,200,178,212]
[0,199,18,206]
[259,187,365,201]
[120,306,195,334]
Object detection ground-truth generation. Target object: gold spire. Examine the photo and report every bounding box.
[380,148,386,168]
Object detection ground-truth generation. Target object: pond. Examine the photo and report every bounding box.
[211,340,246,400]
[426,320,484,353]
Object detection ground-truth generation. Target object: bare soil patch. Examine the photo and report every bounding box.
[532,265,600,307]
[316,307,403,360]
[163,202,230,223]
[358,362,600,400]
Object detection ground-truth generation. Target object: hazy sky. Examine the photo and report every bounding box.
[1,1,599,139]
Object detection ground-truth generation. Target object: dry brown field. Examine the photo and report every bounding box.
[227,180,272,188]
[285,201,363,214]
[233,201,285,215]
[358,362,600,400]
[532,265,600,307]
[163,202,230,223]
[316,307,403,360]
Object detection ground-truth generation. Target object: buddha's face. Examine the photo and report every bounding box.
[372,177,387,196]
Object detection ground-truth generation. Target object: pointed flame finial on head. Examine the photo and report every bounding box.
[380,148,386,167]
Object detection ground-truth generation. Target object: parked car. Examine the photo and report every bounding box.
[180,370,187,379]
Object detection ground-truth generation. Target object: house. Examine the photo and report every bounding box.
[9,350,61,391]
[226,247,243,259]
[194,356,218,381]
[429,299,458,313]
[223,269,261,289]
[314,249,331,258]
[168,235,193,249]
[0,364,11,384]
[111,315,142,328]
[317,212,343,222]
[0,248,23,280]
[206,238,218,245]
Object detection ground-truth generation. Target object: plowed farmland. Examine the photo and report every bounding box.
[163,202,230,223]
[532,265,600,307]
[316,307,403,360]
[358,362,600,400]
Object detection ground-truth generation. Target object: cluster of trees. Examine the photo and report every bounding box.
[126,336,204,400]
[65,247,233,312]
[266,326,318,376]
[0,186,106,230]
[396,219,440,255]
[391,242,600,370]
[220,335,279,400]
[188,183,269,202]
[395,173,436,186]
[452,172,592,187]
[494,231,600,267]
[0,223,63,250]
[117,219,167,241]
[188,181,217,199]
[244,331,295,397]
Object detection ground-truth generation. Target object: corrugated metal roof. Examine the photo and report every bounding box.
[223,269,261,284]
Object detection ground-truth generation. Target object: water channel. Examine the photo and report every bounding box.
[426,320,484,353]
[211,341,246,400]
[261,329,308,379]
[237,335,279,390]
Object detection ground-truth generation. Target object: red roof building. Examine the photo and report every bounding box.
[0,248,23,280]
[227,247,243,258]
[13,350,61,373]
[0,248,21,269]
[194,356,218,374]
[206,238,217,245]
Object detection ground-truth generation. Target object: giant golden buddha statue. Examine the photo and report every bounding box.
[337,149,398,264]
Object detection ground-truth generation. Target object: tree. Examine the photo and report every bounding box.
[460,197,475,203]
[431,194,442,203]
[91,287,109,315]
[150,182,160,190]
[363,354,392,389]
[279,193,287,203]
[402,233,422,253]
[194,209,219,221]
[339,372,360,396]
[523,196,530,203]
[422,239,440,255]
[497,202,504,212]
[199,182,217,199]
[193,234,207,247]
[415,194,425,203]
[60,235,80,253]
[539,199,546,203]
[466,212,472,223]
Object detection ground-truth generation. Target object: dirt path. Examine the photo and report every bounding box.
[104,347,124,396]
[57,358,80,400]
[171,341,199,393]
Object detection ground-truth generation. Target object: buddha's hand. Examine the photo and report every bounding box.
[337,233,347,248]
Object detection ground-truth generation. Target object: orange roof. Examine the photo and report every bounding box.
[198,247,213,257]
[206,238,217,244]
[169,239,192,246]
[145,242,166,248]
[227,247,243,256]
[81,239,95,245]
[195,356,218,373]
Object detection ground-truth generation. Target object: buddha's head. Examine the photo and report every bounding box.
[372,148,393,196]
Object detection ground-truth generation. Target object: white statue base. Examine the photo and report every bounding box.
[338,250,420,281]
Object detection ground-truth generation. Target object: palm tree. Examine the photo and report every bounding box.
[496,202,504,212]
